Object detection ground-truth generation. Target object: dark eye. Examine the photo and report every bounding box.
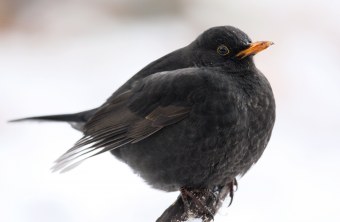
[217,45,230,56]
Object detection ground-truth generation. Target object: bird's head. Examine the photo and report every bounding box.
[191,26,273,68]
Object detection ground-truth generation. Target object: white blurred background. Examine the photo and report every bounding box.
[1,0,340,221]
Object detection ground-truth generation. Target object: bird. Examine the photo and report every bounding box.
[11,26,275,211]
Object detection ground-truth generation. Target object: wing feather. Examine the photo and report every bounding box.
[51,68,209,172]
[52,104,190,172]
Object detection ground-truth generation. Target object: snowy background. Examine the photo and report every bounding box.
[1,0,340,221]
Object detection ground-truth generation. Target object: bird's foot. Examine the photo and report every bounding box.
[226,178,238,207]
[180,187,215,221]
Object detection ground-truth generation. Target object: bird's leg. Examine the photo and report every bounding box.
[180,187,192,215]
[180,187,214,220]
[227,178,238,206]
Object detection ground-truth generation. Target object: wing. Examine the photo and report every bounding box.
[52,68,208,172]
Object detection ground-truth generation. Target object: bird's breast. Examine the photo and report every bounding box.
[112,74,275,191]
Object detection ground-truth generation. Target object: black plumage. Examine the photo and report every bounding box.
[12,26,275,194]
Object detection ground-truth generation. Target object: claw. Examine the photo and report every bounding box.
[227,178,238,207]
[233,178,238,191]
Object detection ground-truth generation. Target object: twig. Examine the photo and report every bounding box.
[156,185,230,222]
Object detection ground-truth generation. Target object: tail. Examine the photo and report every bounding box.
[9,113,85,123]
[9,109,98,131]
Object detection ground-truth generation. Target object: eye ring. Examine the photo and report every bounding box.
[217,45,230,56]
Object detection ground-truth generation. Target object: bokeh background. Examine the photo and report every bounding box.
[1,0,339,221]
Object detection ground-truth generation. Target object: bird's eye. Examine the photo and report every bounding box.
[217,45,230,56]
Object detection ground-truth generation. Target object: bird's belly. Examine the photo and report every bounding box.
[110,115,269,192]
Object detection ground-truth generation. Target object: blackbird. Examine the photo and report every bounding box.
[12,26,275,203]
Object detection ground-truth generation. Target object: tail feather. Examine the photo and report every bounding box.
[9,113,85,123]
[9,108,98,131]
[9,108,98,123]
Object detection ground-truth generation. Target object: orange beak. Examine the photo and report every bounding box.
[236,41,274,59]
